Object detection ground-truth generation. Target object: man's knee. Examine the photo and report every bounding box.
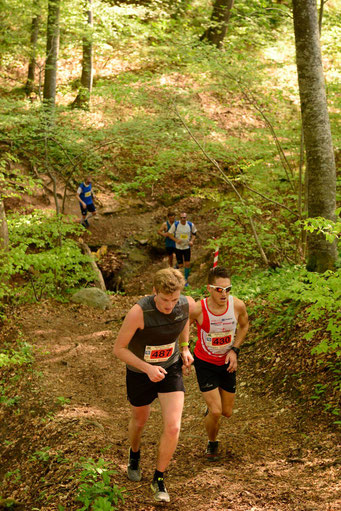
[131,411,149,429]
[164,422,181,438]
[208,407,222,422]
[222,407,233,419]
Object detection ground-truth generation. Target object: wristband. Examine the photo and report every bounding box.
[230,346,240,357]
[180,342,189,347]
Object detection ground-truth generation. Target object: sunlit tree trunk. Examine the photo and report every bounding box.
[72,0,93,110]
[0,197,9,250]
[200,0,234,49]
[43,0,60,108]
[292,0,337,272]
[25,8,41,96]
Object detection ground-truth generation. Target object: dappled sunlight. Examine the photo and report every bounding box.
[56,404,111,421]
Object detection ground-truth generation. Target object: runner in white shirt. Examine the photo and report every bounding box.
[167,212,197,286]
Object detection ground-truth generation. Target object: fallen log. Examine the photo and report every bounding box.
[79,241,106,291]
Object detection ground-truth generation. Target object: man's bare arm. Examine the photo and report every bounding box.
[114,305,167,381]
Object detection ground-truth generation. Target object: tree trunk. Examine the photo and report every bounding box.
[0,198,9,251]
[200,0,234,49]
[43,0,60,107]
[292,0,337,272]
[25,10,41,96]
[72,0,93,110]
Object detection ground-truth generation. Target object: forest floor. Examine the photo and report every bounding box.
[1,200,340,511]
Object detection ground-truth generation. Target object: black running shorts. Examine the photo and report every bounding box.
[194,354,236,394]
[175,248,191,265]
[126,358,185,407]
[80,202,96,216]
[165,245,176,256]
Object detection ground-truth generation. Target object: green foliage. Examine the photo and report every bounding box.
[55,395,71,406]
[75,458,126,511]
[298,210,341,243]
[236,266,341,356]
[30,447,52,463]
[0,339,33,368]
[0,154,41,198]
[0,210,95,305]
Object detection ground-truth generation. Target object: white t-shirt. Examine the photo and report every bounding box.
[168,221,197,250]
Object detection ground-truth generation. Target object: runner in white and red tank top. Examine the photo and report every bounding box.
[190,266,249,461]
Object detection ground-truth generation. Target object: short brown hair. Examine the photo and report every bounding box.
[153,268,185,294]
[167,211,175,218]
[208,266,231,284]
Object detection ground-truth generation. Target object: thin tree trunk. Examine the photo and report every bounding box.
[72,0,93,110]
[43,0,60,107]
[25,11,41,96]
[292,0,337,272]
[200,0,234,49]
[0,197,9,250]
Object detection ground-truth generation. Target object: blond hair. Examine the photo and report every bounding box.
[153,268,185,294]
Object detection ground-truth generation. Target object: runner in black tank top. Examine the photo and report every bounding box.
[114,268,194,503]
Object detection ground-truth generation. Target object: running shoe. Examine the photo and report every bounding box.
[127,450,141,482]
[205,441,220,461]
[151,477,170,503]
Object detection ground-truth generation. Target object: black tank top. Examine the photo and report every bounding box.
[127,294,189,372]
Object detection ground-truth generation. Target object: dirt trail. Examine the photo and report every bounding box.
[2,297,337,511]
[1,196,340,510]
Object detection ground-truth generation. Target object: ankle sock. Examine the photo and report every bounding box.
[153,469,164,481]
[130,448,140,460]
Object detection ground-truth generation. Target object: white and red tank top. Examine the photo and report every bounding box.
[194,296,237,365]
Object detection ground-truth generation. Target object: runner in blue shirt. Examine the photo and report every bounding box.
[158,212,176,267]
[77,176,96,228]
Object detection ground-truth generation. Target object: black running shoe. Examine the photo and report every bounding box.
[151,477,170,503]
[205,441,220,461]
[127,450,141,482]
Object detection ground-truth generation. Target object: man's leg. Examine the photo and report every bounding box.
[80,204,87,224]
[220,388,235,419]
[184,261,190,282]
[156,391,184,471]
[127,404,150,482]
[183,249,191,283]
[202,388,222,441]
[175,249,184,270]
[129,404,150,452]
[84,203,96,223]
[150,391,184,503]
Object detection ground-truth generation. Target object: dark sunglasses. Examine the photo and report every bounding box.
[209,285,232,293]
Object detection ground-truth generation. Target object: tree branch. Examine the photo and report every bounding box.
[174,102,269,267]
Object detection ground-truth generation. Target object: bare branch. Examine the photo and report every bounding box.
[174,102,269,267]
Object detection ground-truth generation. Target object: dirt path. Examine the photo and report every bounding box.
[1,298,338,511]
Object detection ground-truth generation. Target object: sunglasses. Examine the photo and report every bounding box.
[209,285,232,293]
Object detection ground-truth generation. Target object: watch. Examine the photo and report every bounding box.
[230,346,240,357]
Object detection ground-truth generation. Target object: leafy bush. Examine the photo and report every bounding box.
[236,265,340,354]
[0,340,33,369]
[75,458,126,511]
[0,210,95,305]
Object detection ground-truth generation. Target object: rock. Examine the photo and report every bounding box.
[71,288,111,310]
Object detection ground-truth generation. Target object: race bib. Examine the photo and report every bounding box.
[180,233,188,240]
[206,331,234,354]
[84,191,91,197]
[144,342,175,363]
